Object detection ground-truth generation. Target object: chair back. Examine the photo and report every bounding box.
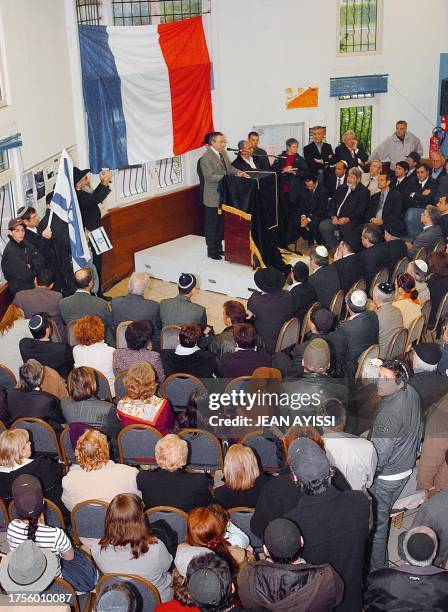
[116,320,133,349]
[413,246,428,262]
[161,373,206,409]
[348,278,367,294]
[118,424,162,466]
[228,507,263,550]
[0,420,6,434]
[405,315,425,354]
[66,320,78,347]
[274,317,300,353]
[427,292,448,340]
[354,344,380,381]
[177,428,223,471]
[86,367,113,402]
[41,576,80,612]
[96,574,161,612]
[160,325,181,350]
[391,257,409,283]
[48,317,62,343]
[114,370,128,400]
[240,431,281,472]
[10,417,63,461]
[432,238,446,253]
[145,506,188,544]
[0,363,17,389]
[60,426,76,467]
[299,301,320,343]
[0,497,9,532]
[385,328,408,360]
[9,498,66,529]
[369,268,389,298]
[224,376,253,396]
[70,499,109,546]
[329,289,345,321]
[420,300,432,337]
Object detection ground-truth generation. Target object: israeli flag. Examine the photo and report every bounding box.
[50,150,91,271]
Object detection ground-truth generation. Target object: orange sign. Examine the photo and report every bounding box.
[285,87,319,109]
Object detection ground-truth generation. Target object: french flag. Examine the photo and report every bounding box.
[79,17,214,173]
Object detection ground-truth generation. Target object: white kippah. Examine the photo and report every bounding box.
[316,245,328,257]
[369,358,383,368]
[414,259,428,274]
[351,289,367,307]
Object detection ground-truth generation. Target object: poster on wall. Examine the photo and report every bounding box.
[34,169,45,200]
[285,86,318,109]
[22,171,36,208]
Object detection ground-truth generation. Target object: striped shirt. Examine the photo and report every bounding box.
[7,520,72,576]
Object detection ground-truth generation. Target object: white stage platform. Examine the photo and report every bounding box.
[134,235,257,299]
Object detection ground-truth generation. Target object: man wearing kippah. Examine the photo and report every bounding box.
[160,273,207,329]
[372,282,403,359]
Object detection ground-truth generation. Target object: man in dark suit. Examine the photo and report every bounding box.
[405,163,439,240]
[303,126,334,178]
[17,206,54,274]
[335,130,368,169]
[160,273,207,329]
[289,261,318,322]
[360,224,388,294]
[14,268,64,339]
[74,167,112,297]
[319,167,370,250]
[247,131,271,171]
[19,313,73,379]
[383,221,409,277]
[331,238,363,292]
[325,160,348,197]
[336,290,379,372]
[218,323,270,378]
[247,267,294,354]
[390,161,412,196]
[308,246,341,309]
[409,206,444,259]
[436,196,448,237]
[111,271,162,351]
[367,173,406,236]
[231,140,262,172]
[297,174,330,244]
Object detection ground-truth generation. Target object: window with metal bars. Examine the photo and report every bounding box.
[159,0,203,23]
[112,0,209,25]
[117,164,148,198]
[112,1,151,25]
[76,0,101,25]
[339,0,379,53]
[340,105,373,154]
[0,150,8,173]
[116,157,183,200]
[155,156,182,188]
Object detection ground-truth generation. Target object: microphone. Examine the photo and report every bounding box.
[226,147,239,153]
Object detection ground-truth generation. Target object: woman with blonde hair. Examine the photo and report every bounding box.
[116,362,174,434]
[73,315,115,395]
[91,493,173,602]
[0,429,63,508]
[0,304,32,377]
[61,429,140,511]
[214,444,268,508]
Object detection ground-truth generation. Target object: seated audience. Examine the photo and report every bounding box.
[7,360,65,431]
[308,245,341,309]
[405,151,421,188]
[337,290,379,369]
[160,273,207,329]
[417,393,448,496]
[95,583,138,612]
[393,272,422,329]
[390,160,411,194]
[331,237,363,292]
[112,272,162,350]
[173,387,209,432]
[438,319,448,378]
[409,342,445,415]
[296,173,329,245]
[368,359,422,572]
[322,398,377,491]
[288,261,318,321]
[369,121,423,169]
[61,366,118,435]
[383,222,408,277]
[251,425,351,538]
[360,223,387,293]
[19,312,73,378]
[437,194,448,236]
[407,259,430,303]
[208,300,265,357]
[324,159,347,197]
[238,518,344,611]
[61,429,140,510]
[428,251,448,328]
[0,304,32,379]
[1,218,45,296]
[0,429,63,508]
[365,527,448,611]
[161,323,217,378]
[372,282,404,359]
[366,172,405,235]
[247,266,294,354]
[218,323,270,378]
[284,438,370,612]
[214,444,269,508]
[91,493,173,602]
[73,315,115,396]
[405,163,439,240]
[335,129,368,169]
[362,159,382,195]
[116,362,174,434]
[431,150,447,184]
[14,268,64,338]
[112,320,165,383]
[208,503,251,550]
[408,204,443,258]
[137,434,212,512]
[5,474,97,593]
[185,553,239,612]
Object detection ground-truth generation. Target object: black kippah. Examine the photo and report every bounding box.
[378,282,394,294]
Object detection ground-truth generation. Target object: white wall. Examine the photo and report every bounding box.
[211,0,448,156]
[0,0,76,170]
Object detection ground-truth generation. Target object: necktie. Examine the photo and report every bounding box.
[337,178,341,187]
[377,192,385,219]
[219,153,228,174]
[420,182,423,189]
[350,149,355,159]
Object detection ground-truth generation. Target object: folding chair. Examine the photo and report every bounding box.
[177,428,224,471]
[117,424,162,466]
[228,507,263,551]
[161,373,206,410]
[95,574,160,612]
[10,417,63,461]
[0,363,17,389]
[145,506,188,544]
[274,317,300,353]
[299,302,320,343]
[86,367,113,402]
[413,246,428,262]
[41,576,81,612]
[329,289,345,321]
[391,257,409,284]
[70,499,108,548]
[369,268,389,298]
[420,300,432,337]
[432,238,446,254]
[385,328,408,360]
[114,370,128,400]
[240,430,281,473]
[354,344,380,382]
[424,293,448,341]
[66,320,79,347]
[116,320,133,349]
[160,325,181,350]
[404,315,425,354]
[60,426,76,467]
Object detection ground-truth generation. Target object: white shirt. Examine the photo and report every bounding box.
[210,146,221,158]
[242,156,257,169]
[419,177,428,189]
[73,341,115,395]
[174,345,201,355]
[323,431,378,490]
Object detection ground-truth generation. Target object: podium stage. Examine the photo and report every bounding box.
[134,235,257,299]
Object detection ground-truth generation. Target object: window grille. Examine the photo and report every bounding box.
[339,0,378,53]
[76,0,101,25]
